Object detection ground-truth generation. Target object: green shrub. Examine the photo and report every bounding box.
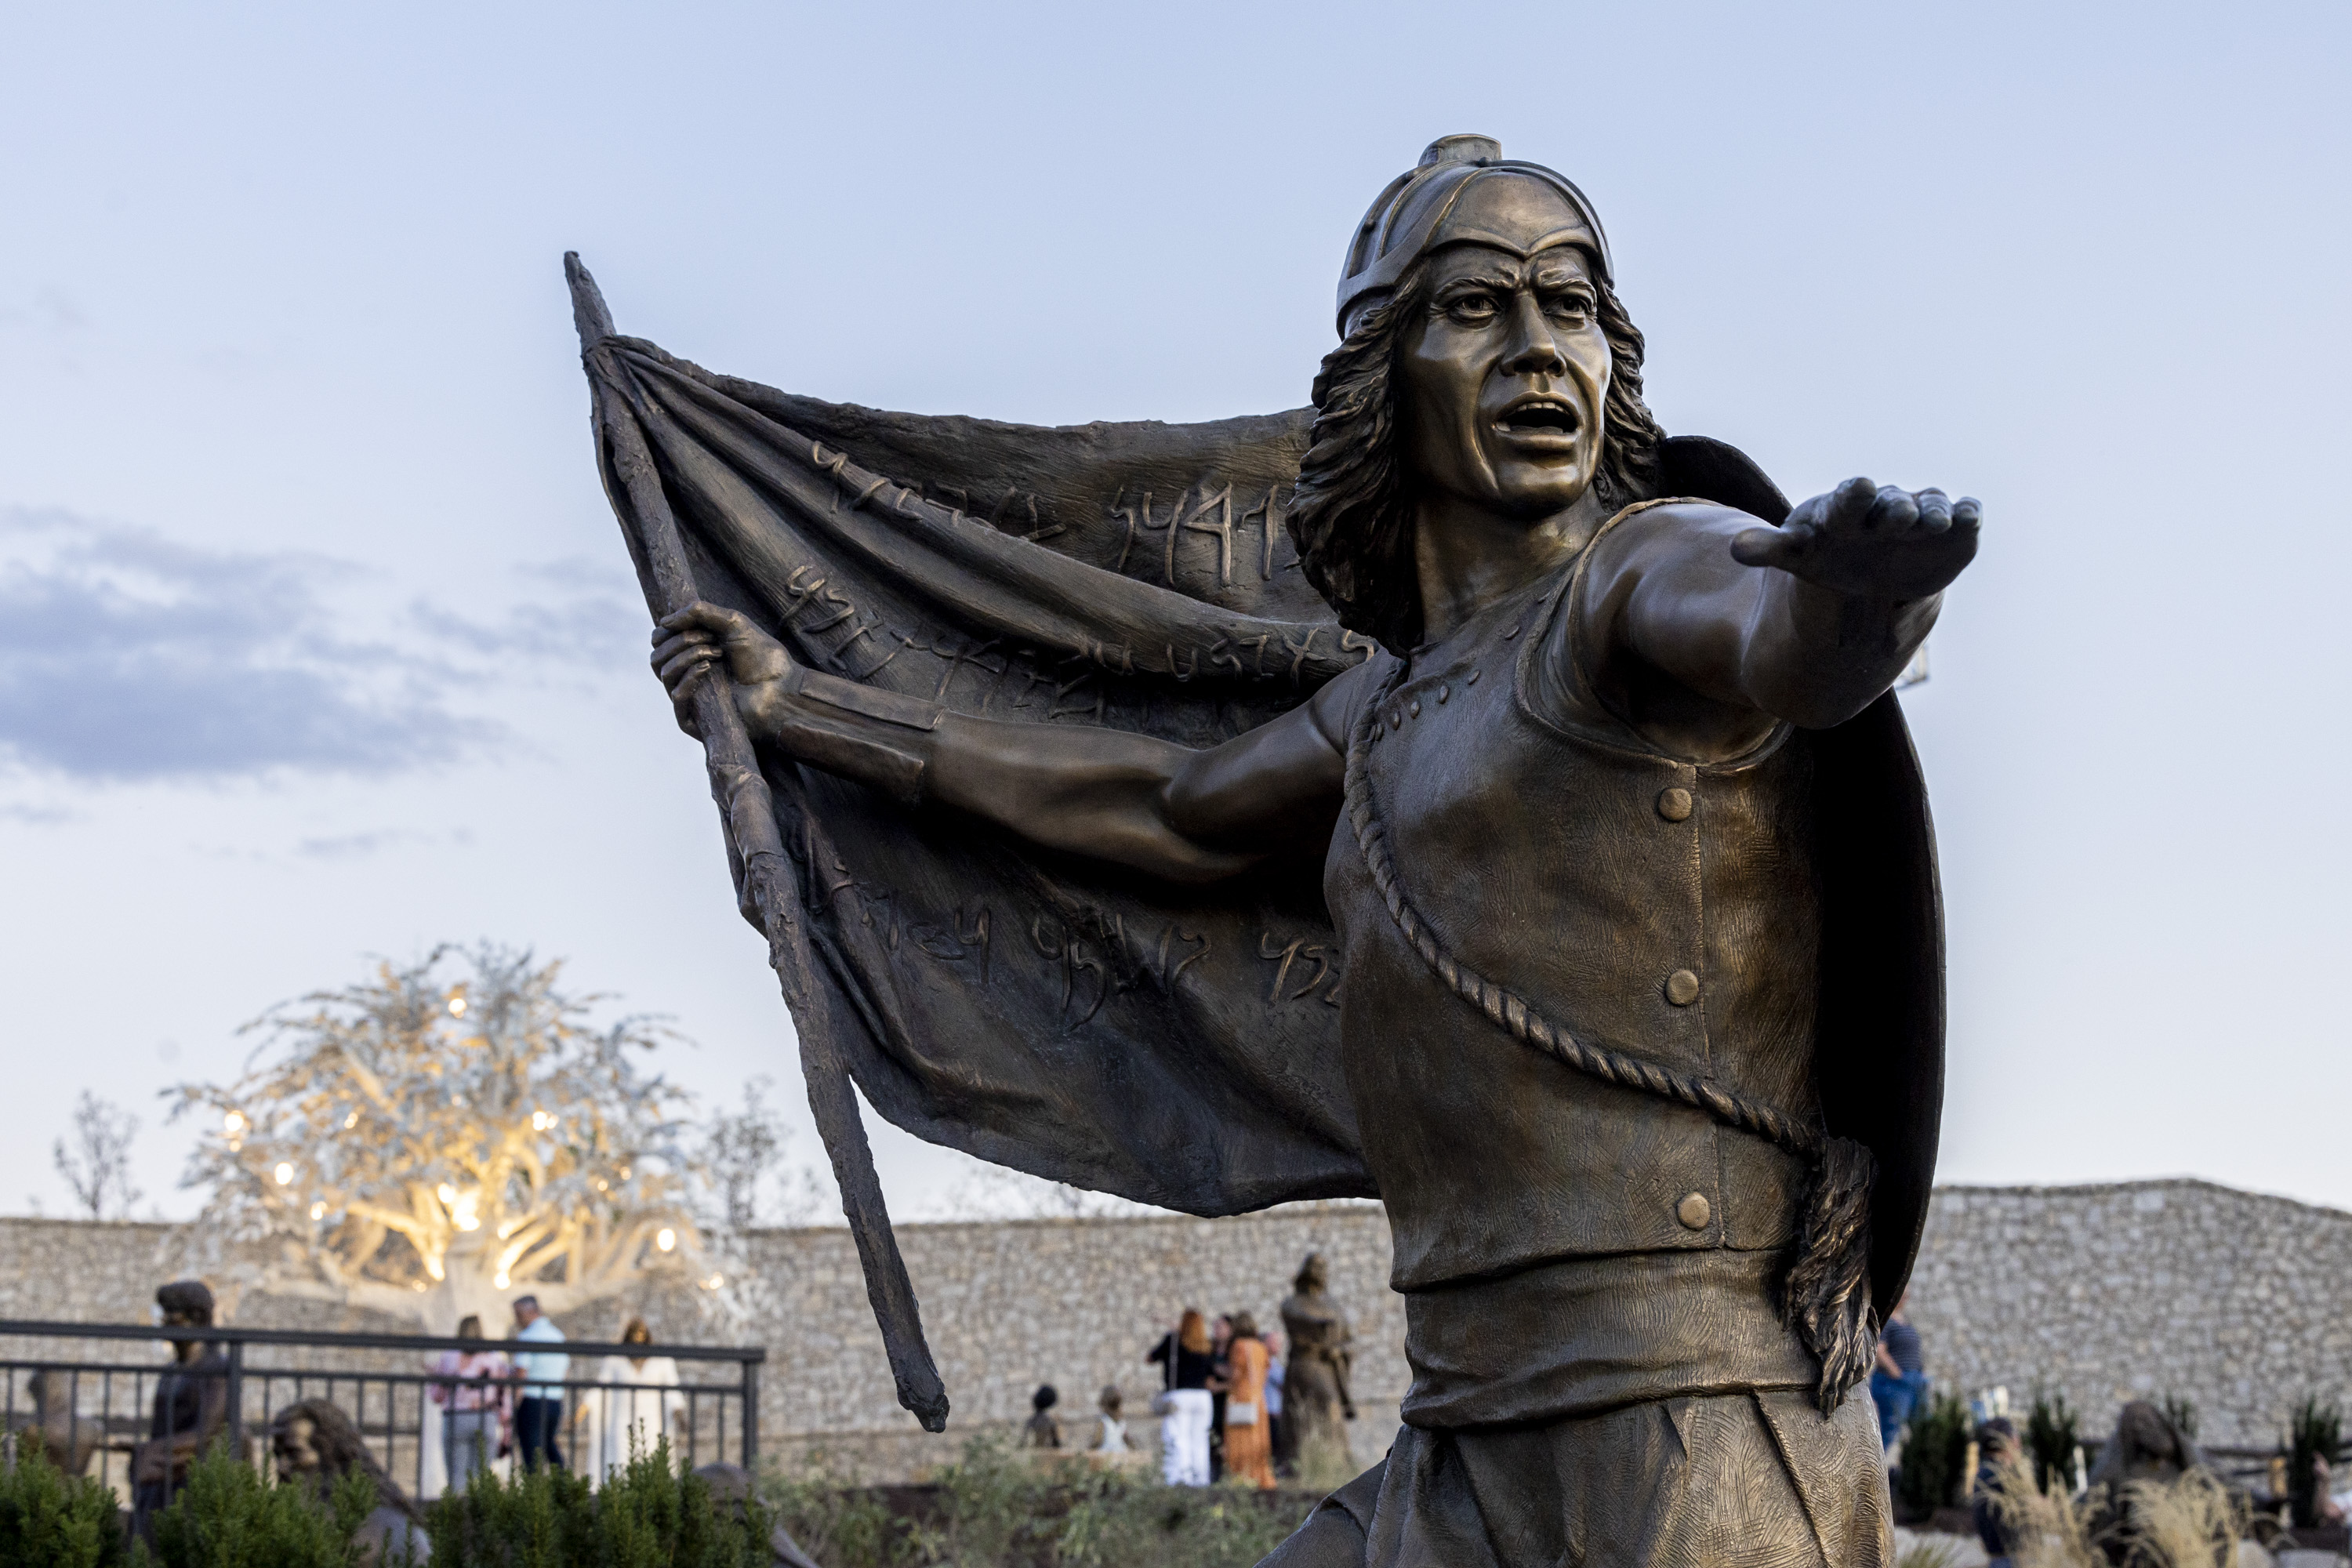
[139,1442,380,1568]
[760,1457,919,1568]
[1054,1470,1315,1568]
[0,1442,135,1568]
[2160,1394,2199,1442]
[426,1438,771,1566]
[6,1433,1326,1568]
[2285,1394,2346,1528]
[918,1438,1063,1566]
[2027,1387,2082,1494]
[760,1437,1320,1568]
[1893,1392,1972,1519]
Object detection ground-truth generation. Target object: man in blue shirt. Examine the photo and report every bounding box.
[1870,1292,1928,1451]
[510,1296,570,1471]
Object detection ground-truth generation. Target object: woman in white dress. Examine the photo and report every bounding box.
[586,1316,686,1480]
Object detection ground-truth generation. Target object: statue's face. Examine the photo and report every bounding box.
[1396,178,1610,524]
[272,1417,321,1479]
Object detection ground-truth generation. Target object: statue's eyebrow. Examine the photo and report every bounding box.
[1433,268,1521,295]
[1530,263,1595,292]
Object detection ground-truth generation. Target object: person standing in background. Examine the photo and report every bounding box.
[428,1314,510,1488]
[589,1316,684,1479]
[1208,1313,1235,1481]
[1222,1313,1276,1489]
[1265,1330,1294,1480]
[1869,1292,1928,1451]
[1091,1385,1134,1457]
[510,1295,570,1471]
[1146,1310,1216,1486]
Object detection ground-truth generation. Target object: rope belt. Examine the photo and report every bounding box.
[1341,655,1877,1414]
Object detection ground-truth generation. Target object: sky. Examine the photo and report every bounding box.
[3,2,2349,1224]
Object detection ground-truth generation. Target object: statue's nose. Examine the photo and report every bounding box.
[1499,292,1568,378]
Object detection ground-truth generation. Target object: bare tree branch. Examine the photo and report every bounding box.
[53,1091,141,1220]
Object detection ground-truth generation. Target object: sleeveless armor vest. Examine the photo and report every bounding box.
[1327,562,1830,1283]
[1325,546,1854,1421]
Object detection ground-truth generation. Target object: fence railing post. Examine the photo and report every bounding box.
[224,1338,245,1461]
[740,1355,759,1471]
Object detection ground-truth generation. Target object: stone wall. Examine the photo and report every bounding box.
[1906,1179,2352,1449]
[5,1178,2347,1476]
[742,1201,1400,1478]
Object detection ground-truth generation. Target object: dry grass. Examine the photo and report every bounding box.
[2122,1470,2239,1568]
[1979,1454,2244,1568]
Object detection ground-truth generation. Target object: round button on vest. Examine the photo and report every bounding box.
[1664,968,1700,1006]
[1675,1192,1711,1230]
[1656,786,1693,822]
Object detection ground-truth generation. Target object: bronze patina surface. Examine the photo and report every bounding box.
[577,132,1976,1564]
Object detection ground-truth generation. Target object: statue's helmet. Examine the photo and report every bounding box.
[1335,135,1611,336]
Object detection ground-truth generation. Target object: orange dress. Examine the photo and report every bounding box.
[1221,1337,1275,1488]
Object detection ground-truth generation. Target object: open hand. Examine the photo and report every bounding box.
[1730,477,1980,600]
[650,601,800,738]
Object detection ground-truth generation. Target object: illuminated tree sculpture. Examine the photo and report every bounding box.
[172,945,720,1334]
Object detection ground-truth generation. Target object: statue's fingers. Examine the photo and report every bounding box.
[1731,525,1805,569]
[655,641,717,678]
[1824,476,1877,533]
[650,631,716,670]
[658,601,746,638]
[1951,495,1984,532]
[1914,489,1953,535]
[1870,485,1920,533]
[656,647,720,690]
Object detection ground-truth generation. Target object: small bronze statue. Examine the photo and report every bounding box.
[268,1398,432,1566]
[130,1279,230,1532]
[1279,1254,1357,1488]
[1021,1384,1063,1450]
[2082,1402,2230,1566]
[576,131,1968,1564]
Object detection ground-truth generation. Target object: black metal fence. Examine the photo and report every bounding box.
[0,1319,763,1501]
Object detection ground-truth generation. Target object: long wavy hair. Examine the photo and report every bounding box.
[270,1397,422,1521]
[1287,257,1667,653]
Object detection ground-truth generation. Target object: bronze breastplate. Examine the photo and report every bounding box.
[1324,574,1825,1290]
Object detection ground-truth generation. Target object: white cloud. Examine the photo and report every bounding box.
[0,509,637,783]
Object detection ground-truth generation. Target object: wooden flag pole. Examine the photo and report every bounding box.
[564,253,949,1431]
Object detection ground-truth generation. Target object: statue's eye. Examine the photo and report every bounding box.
[1446,293,1499,322]
[1544,293,1594,325]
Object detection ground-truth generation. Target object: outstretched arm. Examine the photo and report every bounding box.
[1577,478,1980,749]
[654,604,1351,884]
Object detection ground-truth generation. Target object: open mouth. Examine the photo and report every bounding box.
[1494,397,1581,438]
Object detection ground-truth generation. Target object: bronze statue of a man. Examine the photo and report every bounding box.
[586,131,1968,1566]
[1279,1253,1357,1488]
